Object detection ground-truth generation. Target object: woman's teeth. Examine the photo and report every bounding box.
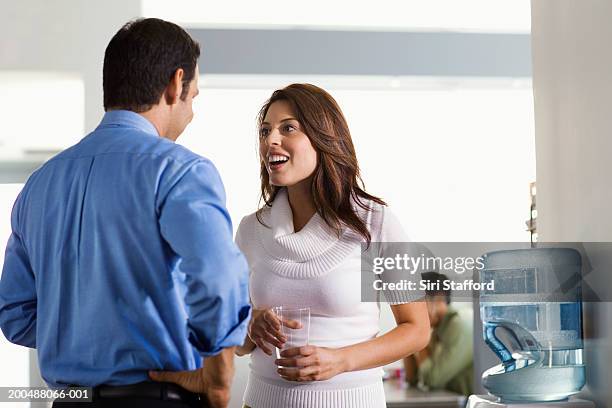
[269,155,289,165]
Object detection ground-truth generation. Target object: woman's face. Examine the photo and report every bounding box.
[259,100,318,187]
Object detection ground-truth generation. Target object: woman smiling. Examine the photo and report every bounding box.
[235,83,430,408]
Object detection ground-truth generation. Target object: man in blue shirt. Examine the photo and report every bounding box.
[0,18,250,408]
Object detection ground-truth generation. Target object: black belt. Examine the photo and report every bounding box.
[93,381,204,405]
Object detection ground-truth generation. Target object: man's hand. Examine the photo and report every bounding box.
[149,368,229,407]
[149,347,235,408]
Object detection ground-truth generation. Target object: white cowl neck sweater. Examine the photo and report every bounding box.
[235,189,412,408]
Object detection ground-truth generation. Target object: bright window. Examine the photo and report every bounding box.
[0,72,84,157]
[178,76,535,242]
[142,0,531,33]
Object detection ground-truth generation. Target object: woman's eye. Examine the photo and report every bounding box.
[260,128,270,137]
[283,124,296,132]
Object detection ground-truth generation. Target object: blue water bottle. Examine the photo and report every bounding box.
[479,248,586,402]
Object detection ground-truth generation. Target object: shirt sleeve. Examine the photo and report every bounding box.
[379,206,410,243]
[0,193,37,348]
[378,206,426,304]
[234,217,252,277]
[158,158,251,357]
[234,217,247,256]
[418,312,473,388]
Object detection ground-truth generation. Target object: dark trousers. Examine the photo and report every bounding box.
[53,398,202,408]
[52,382,207,408]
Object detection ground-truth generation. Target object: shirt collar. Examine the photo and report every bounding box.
[96,110,160,136]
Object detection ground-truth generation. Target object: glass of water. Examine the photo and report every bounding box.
[273,306,310,361]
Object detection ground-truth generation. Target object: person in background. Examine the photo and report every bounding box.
[0,18,250,408]
[404,272,473,395]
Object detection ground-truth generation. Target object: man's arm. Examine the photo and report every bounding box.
[0,195,37,348]
[157,158,251,356]
[152,158,251,407]
[201,347,235,406]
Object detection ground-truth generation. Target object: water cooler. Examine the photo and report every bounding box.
[467,248,594,408]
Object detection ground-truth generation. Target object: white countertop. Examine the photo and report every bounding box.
[384,378,466,408]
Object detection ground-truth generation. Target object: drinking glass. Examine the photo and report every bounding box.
[272,306,310,361]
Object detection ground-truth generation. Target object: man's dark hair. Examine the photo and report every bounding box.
[103,18,200,112]
[422,271,451,304]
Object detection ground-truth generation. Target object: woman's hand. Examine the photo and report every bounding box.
[235,336,257,356]
[275,345,348,382]
[248,309,301,355]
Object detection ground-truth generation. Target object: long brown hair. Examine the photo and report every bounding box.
[256,83,386,244]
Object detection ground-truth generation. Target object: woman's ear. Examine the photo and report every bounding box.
[164,68,184,105]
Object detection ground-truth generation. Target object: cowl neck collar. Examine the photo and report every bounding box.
[255,189,374,279]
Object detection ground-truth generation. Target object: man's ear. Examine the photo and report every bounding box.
[164,68,184,106]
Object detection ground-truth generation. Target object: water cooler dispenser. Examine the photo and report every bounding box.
[467,248,594,408]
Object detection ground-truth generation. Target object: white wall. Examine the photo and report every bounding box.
[0,72,85,155]
[0,0,142,133]
[142,0,531,32]
[531,0,612,405]
[180,80,535,243]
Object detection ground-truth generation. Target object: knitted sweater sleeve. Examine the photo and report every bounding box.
[376,206,425,304]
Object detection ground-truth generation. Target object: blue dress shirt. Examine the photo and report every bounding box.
[0,110,251,387]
